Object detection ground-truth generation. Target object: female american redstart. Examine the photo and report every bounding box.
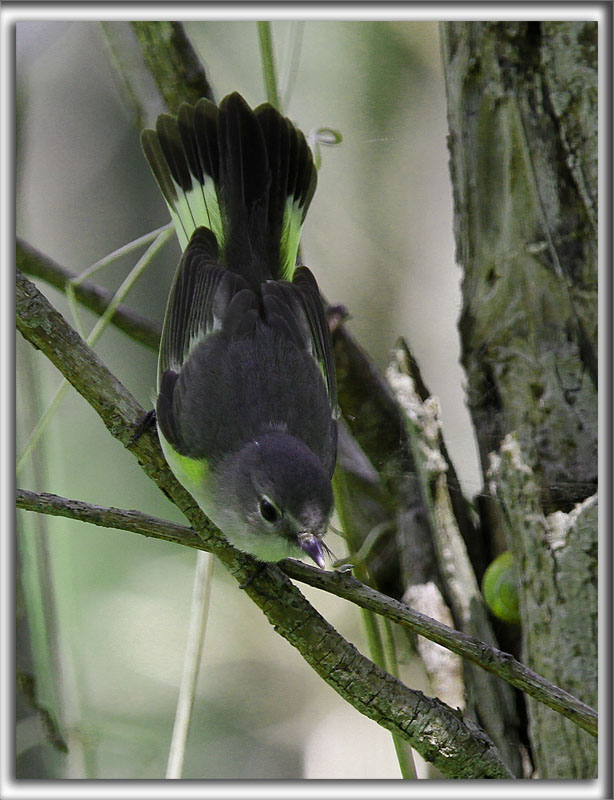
[141,92,338,568]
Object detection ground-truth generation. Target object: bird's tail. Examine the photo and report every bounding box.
[141,92,317,285]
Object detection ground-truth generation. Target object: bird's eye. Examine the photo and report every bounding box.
[259,496,280,523]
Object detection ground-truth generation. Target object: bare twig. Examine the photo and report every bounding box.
[16,486,598,739]
[16,488,198,548]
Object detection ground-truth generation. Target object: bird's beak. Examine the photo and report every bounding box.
[298,534,326,569]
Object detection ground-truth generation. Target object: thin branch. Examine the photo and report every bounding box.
[18,228,172,476]
[16,487,598,739]
[283,566,598,741]
[15,270,513,778]
[17,238,161,351]
[16,488,199,548]
[101,21,215,128]
[131,21,216,110]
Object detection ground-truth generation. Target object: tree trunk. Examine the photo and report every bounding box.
[441,21,598,778]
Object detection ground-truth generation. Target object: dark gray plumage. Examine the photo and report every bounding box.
[142,92,338,567]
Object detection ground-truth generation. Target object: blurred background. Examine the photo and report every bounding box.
[16,20,481,779]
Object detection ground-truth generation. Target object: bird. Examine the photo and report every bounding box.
[141,92,338,569]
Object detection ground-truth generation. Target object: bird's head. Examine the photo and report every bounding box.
[213,433,334,567]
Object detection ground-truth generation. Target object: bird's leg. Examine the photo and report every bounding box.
[130,409,157,445]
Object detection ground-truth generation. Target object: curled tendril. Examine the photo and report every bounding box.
[308,126,343,170]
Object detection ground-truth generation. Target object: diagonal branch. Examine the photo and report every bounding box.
[101,21,215,129]
[15,268,513,778]
[16,486,598,739]
[17,237,161,351]
[16,488,197,549]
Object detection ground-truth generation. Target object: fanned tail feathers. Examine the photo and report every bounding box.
[141,93,317,284]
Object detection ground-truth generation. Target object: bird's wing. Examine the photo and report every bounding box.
[156,227,253,454]
[292,267,338,414]
[158,227,240,379]
[261,268,338,414]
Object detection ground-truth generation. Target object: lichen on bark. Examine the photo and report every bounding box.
[441,21,598,778]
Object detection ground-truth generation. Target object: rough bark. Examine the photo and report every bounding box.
[441,21,598,778]
[488,436,598,778]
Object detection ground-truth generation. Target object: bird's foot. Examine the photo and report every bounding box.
[129,409,157,445]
